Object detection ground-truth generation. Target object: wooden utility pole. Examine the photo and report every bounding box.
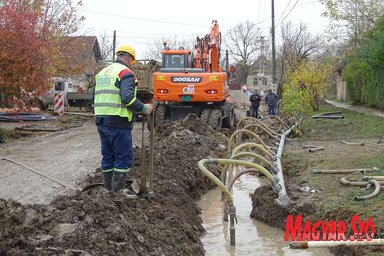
[112,30,116,61]
[271,0,276,86]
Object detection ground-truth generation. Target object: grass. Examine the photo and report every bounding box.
[0,128,31,143]
[300,105,384,140]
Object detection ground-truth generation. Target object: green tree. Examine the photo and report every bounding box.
[282,62,331,116]
[343,17,384,108]
[320,0,383,47]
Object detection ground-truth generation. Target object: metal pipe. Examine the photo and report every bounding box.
[229,206,236,246]
[148,112,155,197]
[290,239,384,249]
[139,116,147,194]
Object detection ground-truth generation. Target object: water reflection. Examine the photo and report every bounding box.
[198,173,333,256]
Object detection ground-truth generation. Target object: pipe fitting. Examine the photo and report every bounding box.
[276,194,292,208]
[271,180,282,193]
[270,166,279,174]
[207,157,218,164]
[228,205,236,216]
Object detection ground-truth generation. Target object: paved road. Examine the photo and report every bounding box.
[0,122,145,204]
[325,100,384,118]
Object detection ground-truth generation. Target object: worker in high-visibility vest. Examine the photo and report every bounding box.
[94,44,153,192]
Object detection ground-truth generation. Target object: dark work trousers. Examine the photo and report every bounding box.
[97,124,132,173]
[267,104,276,116]
[252,106,259,118]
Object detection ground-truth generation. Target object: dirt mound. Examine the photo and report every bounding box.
[0,118,228,255]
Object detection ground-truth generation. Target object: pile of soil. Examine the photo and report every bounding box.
[0,115,228,256]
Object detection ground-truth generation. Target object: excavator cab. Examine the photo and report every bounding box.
[160,49,195,71]
[164,55,184,68]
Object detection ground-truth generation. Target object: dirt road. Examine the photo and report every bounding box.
[0,120,146,205]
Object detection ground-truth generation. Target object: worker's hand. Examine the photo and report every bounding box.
[142,104,153,115]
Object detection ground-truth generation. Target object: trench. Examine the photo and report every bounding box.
[198,173,333,256]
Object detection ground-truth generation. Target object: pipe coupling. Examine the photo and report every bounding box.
[207,157,218,164]
[271,180,282,193]
[228,206,236,216]
[312,168,321,174]
[270,166,279,174]
[276,194,292,208]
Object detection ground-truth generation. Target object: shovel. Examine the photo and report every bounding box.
[138,112,155,197]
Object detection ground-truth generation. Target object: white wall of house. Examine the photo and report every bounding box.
[246,73,273,95]
[336,70,347,101]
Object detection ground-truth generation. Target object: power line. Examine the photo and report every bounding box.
[82,9,209,27]
[299,0,319,6]
[276,0,300,27]
[276,0,293,25]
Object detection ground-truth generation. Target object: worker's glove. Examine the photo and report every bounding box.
[134,79,139,87]
[142,104,153,115]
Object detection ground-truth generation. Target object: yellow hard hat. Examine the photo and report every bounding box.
[116,44,136,64]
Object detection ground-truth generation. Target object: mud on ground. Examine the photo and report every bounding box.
[0,114,229,256]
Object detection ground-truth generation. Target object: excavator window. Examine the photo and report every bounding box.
[163,54,185,69]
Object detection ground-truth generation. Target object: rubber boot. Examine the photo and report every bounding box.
[102,172,113,191]
[112,172,127,192]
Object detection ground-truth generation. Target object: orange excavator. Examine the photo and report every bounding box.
[152,20,236,129]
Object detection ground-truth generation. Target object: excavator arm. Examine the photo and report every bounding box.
[194,20,221,72]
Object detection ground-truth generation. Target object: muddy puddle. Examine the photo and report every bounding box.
[198,173,333,256]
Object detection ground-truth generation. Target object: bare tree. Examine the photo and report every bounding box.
[224,20,263,83]
[277,22,324,91]
[144,36,196,60]
[98,31,114,62]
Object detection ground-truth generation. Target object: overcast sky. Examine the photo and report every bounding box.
[80,0,329,59]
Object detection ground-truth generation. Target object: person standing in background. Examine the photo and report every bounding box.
[264,89,278,116]
[249,89,262,118]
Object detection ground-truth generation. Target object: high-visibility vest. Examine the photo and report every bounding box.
[94,62,137,121]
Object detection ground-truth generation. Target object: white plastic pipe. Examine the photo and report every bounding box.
[290,239,384,249]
